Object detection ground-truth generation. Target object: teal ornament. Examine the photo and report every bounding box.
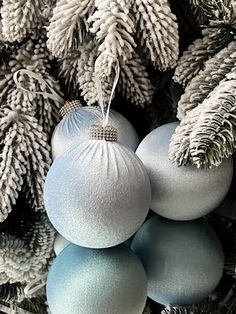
[136,122,233,221]
[47,244,147,314]
[44,125,151,248]
[51,104,139,159]
[131,216,224,306]
[54,233,70,256]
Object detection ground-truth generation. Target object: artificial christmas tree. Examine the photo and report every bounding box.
[0,0,235,313]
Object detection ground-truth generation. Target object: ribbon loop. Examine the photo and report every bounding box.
[94,52,120,127]
[24,273,47,296]
[13,69,65,104]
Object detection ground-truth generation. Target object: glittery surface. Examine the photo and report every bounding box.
[47,244,147,314]
[44,140,151,248]
[131,216,224,306]
[136,122,233,221]
[51,107,139,159]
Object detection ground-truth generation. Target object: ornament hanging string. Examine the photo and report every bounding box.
[24,273,47,296]
[94,53,120,127]
[13,69,65,104]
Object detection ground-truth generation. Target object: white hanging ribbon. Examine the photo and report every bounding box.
[24,273,47,296]
[94,52,120,127]
[13,69,65,104]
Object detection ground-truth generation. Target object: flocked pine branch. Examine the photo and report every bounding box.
[59,39,112,105]
[17,295,48,314]
[161,301,218,314]
[183,0,209,24]
[177,40,236,119]
[118,51,155,107]
[88,0,136,77]
[0,213,55,285]
[47,0,95,58]
[184,0,233,24]
[0,283,25,303]
[133,0,179,70]
[58,49,82,99]
[0,37,61,136]
[170,73,236,167]
[0,104,51,221]
[174,1,236,87]
[1,0,46,42]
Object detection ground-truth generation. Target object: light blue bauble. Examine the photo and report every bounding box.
[136,122,233,221]
[44,138,151,248]
[131,216,224,306]
[51,106,139,159]
[47,244,147,314]
[54,233,70,256]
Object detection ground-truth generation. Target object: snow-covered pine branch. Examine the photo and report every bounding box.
[1,0,46,42]
[58,50,81,99]
[47,0,95,58]
[1,38,62,136]
[59,39,112,105]
[118,51,155,107]
[174,1,236,87]
[0,213,55,285]
[0,104,51,221]
[133,0,179,70]
[170,73,236,168]
[89,0,136,77]
[177,41,236,119]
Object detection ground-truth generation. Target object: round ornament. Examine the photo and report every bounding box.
[47,244,147,314]
[136,122,233,221]
[51,101,139,159]
[44,125,151,248]
[131,216,224,306]
[54,233,70,256]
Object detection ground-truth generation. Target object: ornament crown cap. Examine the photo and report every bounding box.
[59,100,82,117]
[89,124,118,142]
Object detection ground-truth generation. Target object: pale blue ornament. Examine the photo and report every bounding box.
[131,216,224,306]
[47,244,147,314]
[51,106,139,159]
[54,233,70,256]
[44,127,151,248]
[136,122,233,221]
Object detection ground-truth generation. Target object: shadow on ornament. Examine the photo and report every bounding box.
[131,215,224,306]
[47,244,147,314]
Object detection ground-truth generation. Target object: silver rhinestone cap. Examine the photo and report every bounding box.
[89,125,118,141]
[59,100,82,117]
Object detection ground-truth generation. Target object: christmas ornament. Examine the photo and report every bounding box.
[47,244,147,314]
[131,215,224,306]
[44,124,151,248]
[54,233,70,256]
[51,101,139,159]
[136,122,233,221]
